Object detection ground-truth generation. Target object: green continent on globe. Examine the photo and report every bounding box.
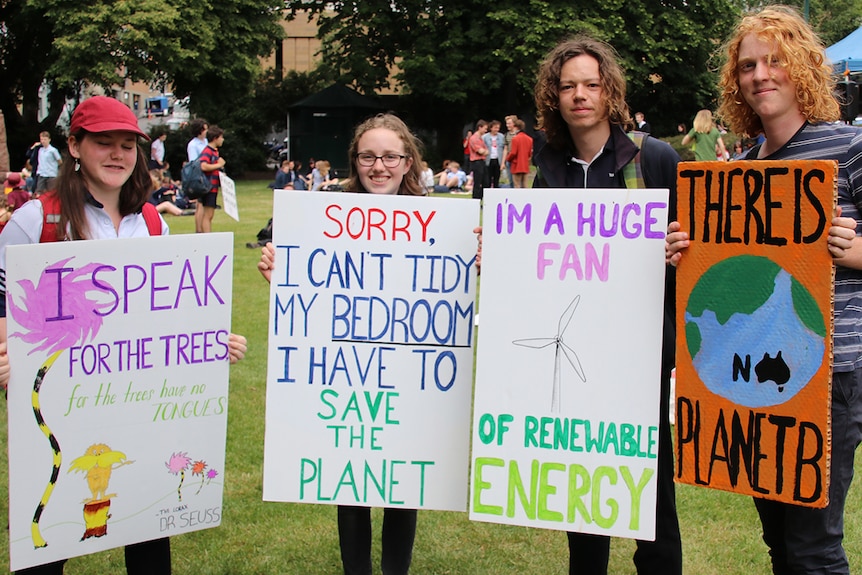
[790,276,827,337]
[687,255,779,325]
[685,322,703,357]
[684,255,825,358]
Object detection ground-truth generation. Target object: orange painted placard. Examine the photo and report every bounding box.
[675,160,837,508]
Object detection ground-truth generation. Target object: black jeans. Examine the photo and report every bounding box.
[16,538,171,575]
[567,367,682,575]
[487,159,501,188]
[470,160,486,201]
[338,506,417,575]
[754,368,862,574]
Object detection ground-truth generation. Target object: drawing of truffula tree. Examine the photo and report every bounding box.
[7,257,113,548]
[513,295,587,412]
[166,451,220,501]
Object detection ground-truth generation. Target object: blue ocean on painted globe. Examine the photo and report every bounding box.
[685,257,825,408]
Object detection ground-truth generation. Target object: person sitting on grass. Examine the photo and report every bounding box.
[432,161,467,193]
[148,170,191,216]
[311,160,339,191]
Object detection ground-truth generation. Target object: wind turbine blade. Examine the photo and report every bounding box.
[560,341,587,382]
[513,338,556,349]
[558,295,581,336]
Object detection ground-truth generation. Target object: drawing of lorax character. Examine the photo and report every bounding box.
[68,443,133,540]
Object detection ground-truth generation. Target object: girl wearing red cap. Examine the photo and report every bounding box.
[0,96,247,575]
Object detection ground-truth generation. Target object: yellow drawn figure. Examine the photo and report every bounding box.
[68,444,133,540]
[69,443,133,502]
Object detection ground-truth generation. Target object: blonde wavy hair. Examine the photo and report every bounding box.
[717,5,839,137]
[535,36,633,150]
[692,110,717,134]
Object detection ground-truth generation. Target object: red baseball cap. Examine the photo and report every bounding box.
[3,172,23,189]
[69,96,149,140]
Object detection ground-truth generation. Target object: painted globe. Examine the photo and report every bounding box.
[685,255,826,407]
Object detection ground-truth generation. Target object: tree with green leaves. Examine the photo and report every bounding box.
[288,0,744,156]
[1,0,283,170]
[785,0,862,46]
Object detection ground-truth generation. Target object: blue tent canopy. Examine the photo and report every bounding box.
[826,26,862,74]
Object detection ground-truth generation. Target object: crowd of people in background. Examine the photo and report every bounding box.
[264,113,540,198]
[268,157,348,191]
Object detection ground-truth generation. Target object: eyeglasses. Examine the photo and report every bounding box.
[356,153,408,167]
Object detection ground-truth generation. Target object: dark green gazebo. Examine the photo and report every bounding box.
[287,84,385,177]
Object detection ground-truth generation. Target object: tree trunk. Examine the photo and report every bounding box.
[0,110,10,174]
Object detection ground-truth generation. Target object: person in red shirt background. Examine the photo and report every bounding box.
[506,119,534,188]
[468,120,489,200]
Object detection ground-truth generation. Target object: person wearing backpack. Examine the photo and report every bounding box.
[530,36,681,575]
[0,96,247,575]
[470,36,682,575]
[195,125,225,233]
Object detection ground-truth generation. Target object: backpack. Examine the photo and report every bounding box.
[38,192,162,242]
[181,159,211,200]
[256,218,273,243]
[622,131,647,189]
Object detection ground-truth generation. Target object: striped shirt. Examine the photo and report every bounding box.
[199,145,221,193]
[750,122,862,371]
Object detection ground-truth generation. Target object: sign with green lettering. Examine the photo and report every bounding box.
[6,233,234,571]
[263,191,479,511]
[469,188,668,539]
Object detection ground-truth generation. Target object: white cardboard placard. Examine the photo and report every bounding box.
[469,188,668,540]
[7,233,234,570]
[263,191,479,511]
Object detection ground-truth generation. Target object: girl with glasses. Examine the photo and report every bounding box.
[259,113,425,575]
[340,114,425,197]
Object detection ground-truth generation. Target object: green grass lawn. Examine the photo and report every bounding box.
[1,180,860,574]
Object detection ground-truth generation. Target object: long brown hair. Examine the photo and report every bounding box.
[344,113,425,196]
[52,131,151,240]
[535,36,633,150]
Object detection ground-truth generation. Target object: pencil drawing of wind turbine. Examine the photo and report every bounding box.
[513,295,586,412]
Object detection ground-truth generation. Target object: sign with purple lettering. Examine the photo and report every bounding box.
[6,233,234,571]
[263,190,479,511]
[469,188,668,539]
